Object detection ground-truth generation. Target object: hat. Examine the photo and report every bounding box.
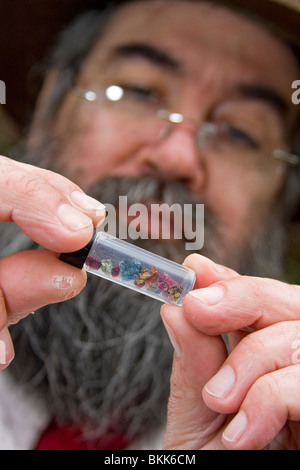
[1,0,299,127]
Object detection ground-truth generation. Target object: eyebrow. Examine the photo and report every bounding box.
[237,84,289,118]
[109,44,289,119]
[111,43,181,72]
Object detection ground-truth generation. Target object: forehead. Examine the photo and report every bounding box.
[81,1,298,103]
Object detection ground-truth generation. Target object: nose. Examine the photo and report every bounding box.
[137,125,207,194]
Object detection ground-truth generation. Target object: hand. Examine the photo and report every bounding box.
[0,156,106,369]
[161,253,300,450]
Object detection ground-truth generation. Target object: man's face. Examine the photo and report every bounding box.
[35,0,299,267]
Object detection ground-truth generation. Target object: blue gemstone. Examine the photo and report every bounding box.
[119,259,142,281]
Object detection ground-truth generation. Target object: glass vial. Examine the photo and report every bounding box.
[60,231,195,306]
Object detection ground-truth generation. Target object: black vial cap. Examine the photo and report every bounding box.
[59,231,96,269]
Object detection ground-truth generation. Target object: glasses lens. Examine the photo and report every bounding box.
[106,85,166,140]
[76,85,293,170]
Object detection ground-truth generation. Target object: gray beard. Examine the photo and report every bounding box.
[4,144,287,443]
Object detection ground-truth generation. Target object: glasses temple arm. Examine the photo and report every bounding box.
[273,149,300,166]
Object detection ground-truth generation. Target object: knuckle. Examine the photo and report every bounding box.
[169,370,185,401]
[239,328,266,354]
[22,175,47,198]
[252,371,280,402]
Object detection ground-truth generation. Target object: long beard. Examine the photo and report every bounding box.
[4,142,287,441]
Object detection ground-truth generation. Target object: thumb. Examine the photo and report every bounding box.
[161,304,228,450]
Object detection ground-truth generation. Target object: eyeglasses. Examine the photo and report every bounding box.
[72,85,300,169]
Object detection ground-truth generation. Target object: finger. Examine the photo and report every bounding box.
[221,364,300,450]
[0,293,14,369]
[0,328,15,370]
[0,250,87,321]
[203,321,300,414]
[161,304,228,450]
[183,275,300,335]
[14,161,105,227]
[183,253,239,289]
[0,156,106,252]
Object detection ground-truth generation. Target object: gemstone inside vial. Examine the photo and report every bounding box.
[63,231,196,306]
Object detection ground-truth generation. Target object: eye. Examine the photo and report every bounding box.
[120,83,163,105]
[221,123,259,150]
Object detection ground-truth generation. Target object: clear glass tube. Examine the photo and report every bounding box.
[61,231,196,306]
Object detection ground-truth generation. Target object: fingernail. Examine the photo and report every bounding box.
[189,286,225,305]
[204,365,236,398]
[57,203,93,231]
[70,191,106,215]
[162,320,182,358]
[0,328,15,365]
[222,410,248,443]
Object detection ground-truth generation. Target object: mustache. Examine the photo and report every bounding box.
[0,173,222,269]
[87,175,221,259]
[88,175,196,208]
